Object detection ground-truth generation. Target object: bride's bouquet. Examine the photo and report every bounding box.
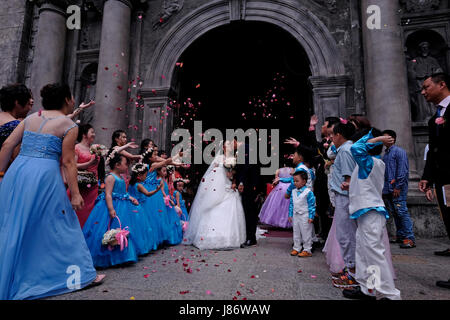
[90,144,108,157]
[223,156,237,170]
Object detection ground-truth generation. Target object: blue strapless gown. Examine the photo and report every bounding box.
[142,171,169,245]
[128,183,159,252]
[0,131,97,300]
[173,190,190,222]
[160,181,183,245]
[82,174,138,268]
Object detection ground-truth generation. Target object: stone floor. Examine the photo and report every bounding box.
[46,229,450,300]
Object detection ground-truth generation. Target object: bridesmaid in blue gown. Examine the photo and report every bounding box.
[82,153,140,268]
[141,148,176,246]
[173,179,190,222]
[0,83,103,300]
[128,163,162,254]
[157,166,183,245]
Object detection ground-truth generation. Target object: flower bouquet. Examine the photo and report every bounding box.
[90,144,108,157]
[223,156,237,170]
[102,216,130,251]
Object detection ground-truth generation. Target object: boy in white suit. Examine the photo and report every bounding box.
[288,171,316,257]
[342,128,401,300]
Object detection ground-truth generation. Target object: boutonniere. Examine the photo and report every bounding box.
[435,117,446,126]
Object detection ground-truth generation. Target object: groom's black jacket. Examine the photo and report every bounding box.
[235,142,262,242]
[235,143,262,196]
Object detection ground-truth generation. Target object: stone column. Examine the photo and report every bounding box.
[30,1,68,112]
[361,0,418,178]
[93,0,132,145]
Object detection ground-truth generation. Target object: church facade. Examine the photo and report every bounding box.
[1,0,449,237]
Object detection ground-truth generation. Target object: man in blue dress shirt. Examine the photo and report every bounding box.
[381,129,416,249]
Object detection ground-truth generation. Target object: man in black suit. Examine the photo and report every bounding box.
[418,73,450,289]
[233,139,261,247]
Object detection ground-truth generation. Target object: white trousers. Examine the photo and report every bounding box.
[356,211,401,300]
[292,213,313,253]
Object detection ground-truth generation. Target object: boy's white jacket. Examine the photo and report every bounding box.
[349,157,385,215]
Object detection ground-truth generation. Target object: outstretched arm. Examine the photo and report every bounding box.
[137,183,161,197]
[67,100,95,119]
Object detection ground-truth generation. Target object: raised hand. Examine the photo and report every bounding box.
[310,114,318,127]
[284,137,300,147]
[79,100,95,110]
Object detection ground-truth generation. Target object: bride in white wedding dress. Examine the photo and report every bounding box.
[183,141,246,250]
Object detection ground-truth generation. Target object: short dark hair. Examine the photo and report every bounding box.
[348,115,371,130]
[110,130,125,149]
[295,145,314,163]
[382,129,397,142]
[333,122,356,140]
[77,123,93,142]
[325,117,340,128]
[430,73,450,88]
[109,153,127,170]
[0,83,32,112]
[173,179,185,190]
[40,83,72,110]
[293,170,308,182]
[282,155,293,167]
[140,138,152,154]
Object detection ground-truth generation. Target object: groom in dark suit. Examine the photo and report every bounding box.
[418,73,450,289]
[233,139,261,247]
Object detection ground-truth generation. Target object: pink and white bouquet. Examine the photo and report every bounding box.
[90,144,108,157]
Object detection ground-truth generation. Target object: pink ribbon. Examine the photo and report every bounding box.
[107,216,129,251]
[115,227,129,251]
[164,195,173,208]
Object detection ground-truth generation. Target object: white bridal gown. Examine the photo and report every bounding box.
[183,152,246,250]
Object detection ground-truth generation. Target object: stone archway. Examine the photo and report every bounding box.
[139,0,350,149]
